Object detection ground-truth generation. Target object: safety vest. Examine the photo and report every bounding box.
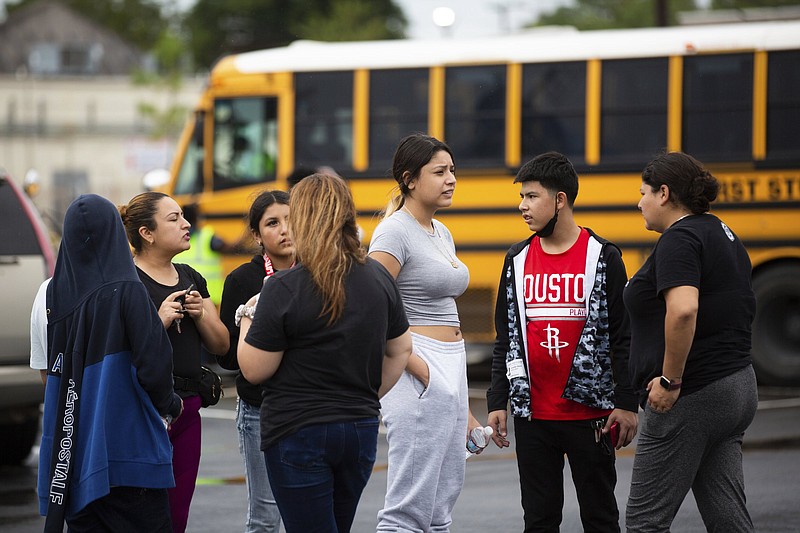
[175,225,224,305]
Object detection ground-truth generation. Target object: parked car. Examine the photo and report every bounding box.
[0,170,55,464]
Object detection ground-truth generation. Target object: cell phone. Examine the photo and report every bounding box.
[609,421,620,448]
[177,283,195,306]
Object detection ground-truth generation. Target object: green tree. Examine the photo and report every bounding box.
[295,0,406,42]
[184,0,406,71]
[711,0,799,7]
[533,0,697,30]
[6,0,168,52]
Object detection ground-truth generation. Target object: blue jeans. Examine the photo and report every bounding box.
[237,399,281,533]
[264,417,379,533]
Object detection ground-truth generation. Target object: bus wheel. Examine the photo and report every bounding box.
[751,263,800,386]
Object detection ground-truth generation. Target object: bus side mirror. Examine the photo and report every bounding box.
[23,168,40,198]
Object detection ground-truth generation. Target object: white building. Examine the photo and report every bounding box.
[1,75,204,231]
[0,0,204,232]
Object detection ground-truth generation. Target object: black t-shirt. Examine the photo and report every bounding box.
[219,255,269,407]
[137,263,210,391]
[245,258,409,450]
[624,214,755,403]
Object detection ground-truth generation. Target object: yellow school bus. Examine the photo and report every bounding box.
[165,21,800,385]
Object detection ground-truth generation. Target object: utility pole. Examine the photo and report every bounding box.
[489,1,528,34]
[655,0,669,27]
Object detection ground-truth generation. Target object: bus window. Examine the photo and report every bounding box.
[212,97,277,191]
[295,71,353,172]
[521,62,586,165]
[174,112,204,195]
[601,58,668,166]
[369,68,428,172]
[683,53,753,162]
[445,65,506,167]
[767,50,800,161]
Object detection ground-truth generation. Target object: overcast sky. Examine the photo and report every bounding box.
[395,0,574,38]
[0,0,714,38]
[0,0,575,38]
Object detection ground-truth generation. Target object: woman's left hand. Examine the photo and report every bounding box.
[182,290,205,320]
[646,377,680,413]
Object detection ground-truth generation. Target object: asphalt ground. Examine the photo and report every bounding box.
[186,371,800,532]
[3,369,799,532]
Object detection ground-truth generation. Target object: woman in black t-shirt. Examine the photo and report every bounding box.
[120,192,229,533]
[237,173,412,533]
[624,152,757,532]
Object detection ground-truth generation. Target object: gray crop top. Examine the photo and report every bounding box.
[369,210,470,327]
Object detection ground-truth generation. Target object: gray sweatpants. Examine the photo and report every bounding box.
[377,333,469,533]
[626,365,758,532]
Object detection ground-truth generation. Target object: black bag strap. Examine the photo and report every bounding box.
[173,375,201,393]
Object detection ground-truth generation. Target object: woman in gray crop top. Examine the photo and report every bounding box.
[369,133,486,532]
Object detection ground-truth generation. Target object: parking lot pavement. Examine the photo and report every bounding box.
[4,380,800,532]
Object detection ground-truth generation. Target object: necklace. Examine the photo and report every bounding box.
[401,207,458,268]
[401,206,434,236]
[430,226,460,269]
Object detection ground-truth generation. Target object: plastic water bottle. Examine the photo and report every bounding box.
[465,426,494,458]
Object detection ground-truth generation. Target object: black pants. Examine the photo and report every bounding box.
[67,486,172,533]
[514,417,619,533]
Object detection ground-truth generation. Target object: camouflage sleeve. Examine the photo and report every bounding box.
[604,244,638,412]
[487,255,512,413]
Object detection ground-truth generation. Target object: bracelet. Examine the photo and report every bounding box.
[196,307,205,321]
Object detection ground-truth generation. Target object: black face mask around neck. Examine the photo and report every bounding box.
[535,199,560,238]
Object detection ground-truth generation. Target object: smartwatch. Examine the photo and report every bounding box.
[659,376,682,391]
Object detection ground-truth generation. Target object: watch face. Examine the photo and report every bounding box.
[660,376,681,391]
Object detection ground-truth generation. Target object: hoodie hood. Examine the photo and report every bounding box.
[47,194,138,321]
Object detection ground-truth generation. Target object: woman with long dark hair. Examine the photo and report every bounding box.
[370,133,482,532]
[219,189,293,533]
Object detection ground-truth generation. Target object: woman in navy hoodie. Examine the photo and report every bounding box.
[39,194,183,532]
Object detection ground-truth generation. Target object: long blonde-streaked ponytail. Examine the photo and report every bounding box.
[383,185,405,218]
[289,173,366,325]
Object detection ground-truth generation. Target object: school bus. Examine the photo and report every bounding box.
[164,21,800,385]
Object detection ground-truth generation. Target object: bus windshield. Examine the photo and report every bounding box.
[212,97,278,191]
